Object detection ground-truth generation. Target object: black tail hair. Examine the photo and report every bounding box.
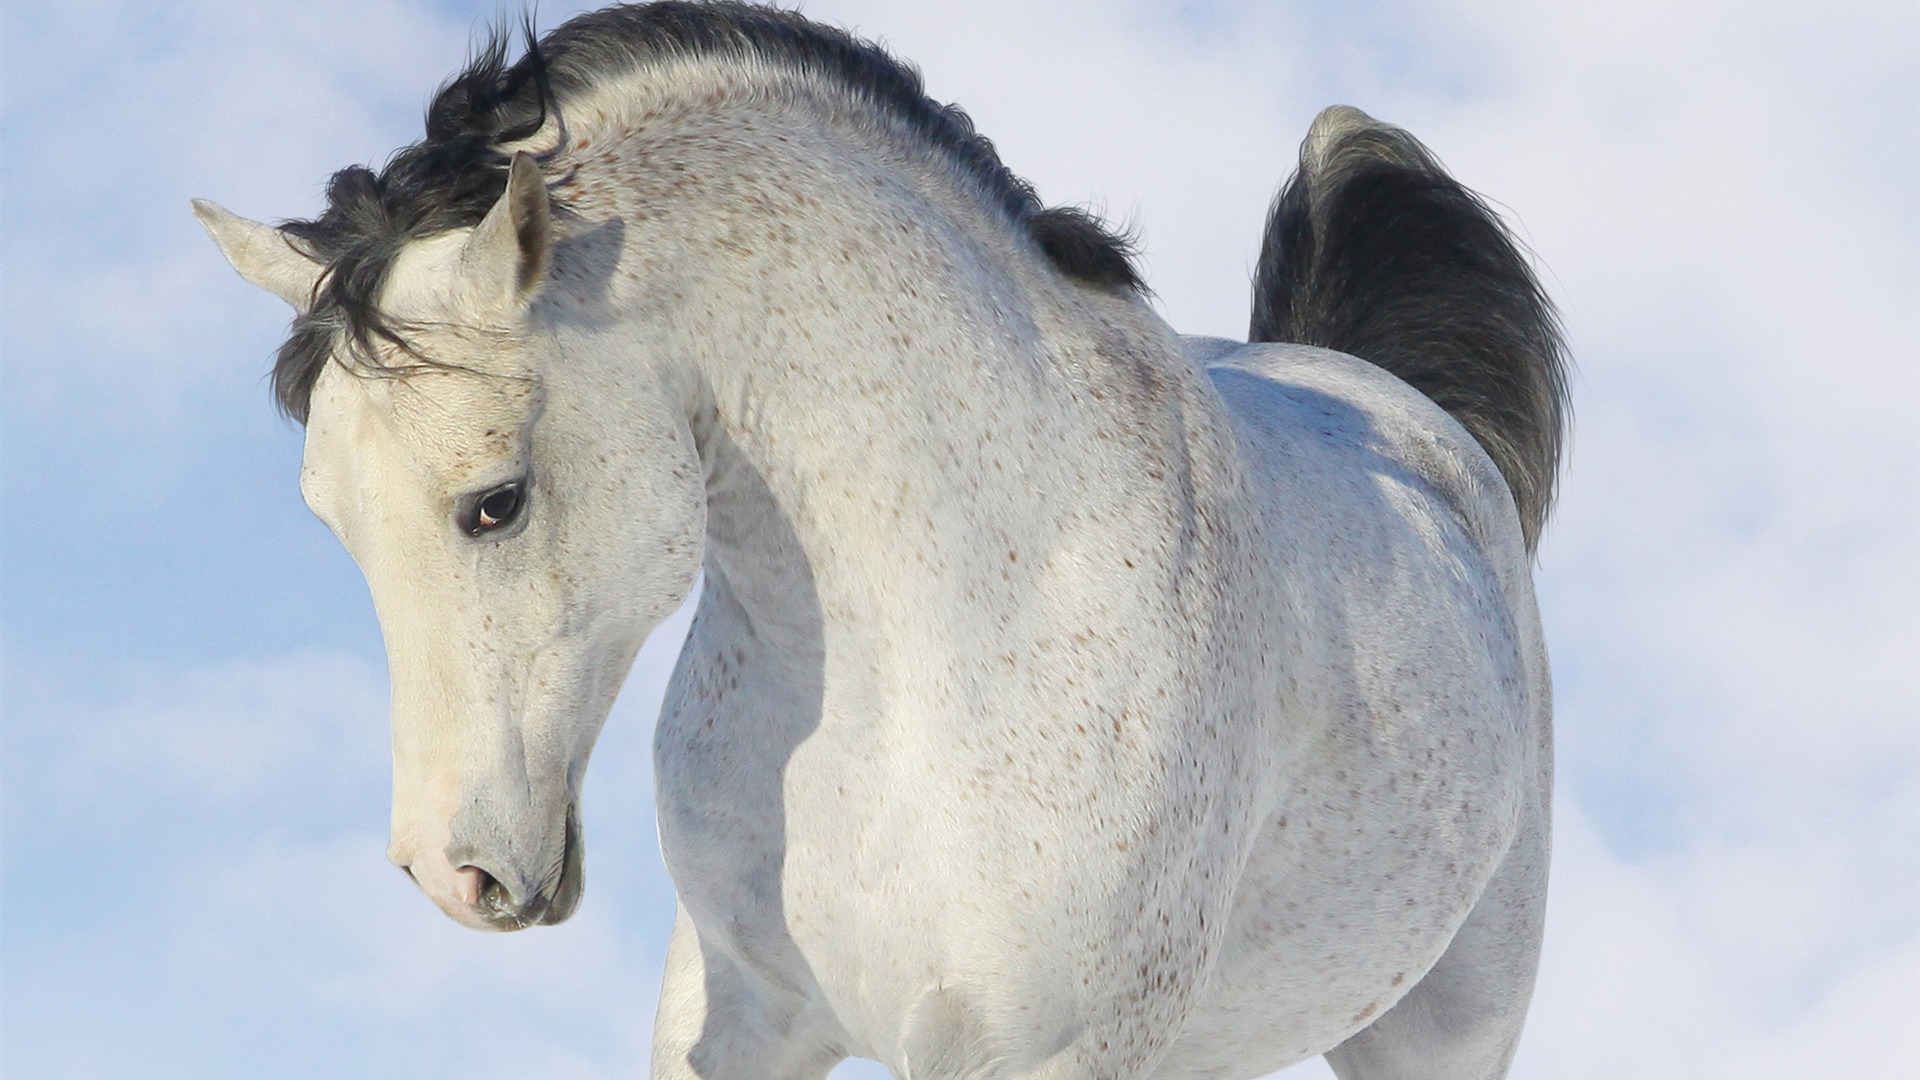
[1250,106,1569,551]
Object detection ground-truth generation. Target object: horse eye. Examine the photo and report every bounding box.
[465,481,525,536]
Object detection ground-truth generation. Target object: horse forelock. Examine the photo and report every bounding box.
[269,1,1141,424]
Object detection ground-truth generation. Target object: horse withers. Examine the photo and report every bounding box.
[197,5,1567,1078]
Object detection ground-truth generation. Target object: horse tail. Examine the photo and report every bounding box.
[1249,106,1570,552]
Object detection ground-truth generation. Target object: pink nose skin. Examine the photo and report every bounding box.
[446,865,485,909]
[394,851,504,932]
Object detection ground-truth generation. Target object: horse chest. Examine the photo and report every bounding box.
[655,607,1272,1057]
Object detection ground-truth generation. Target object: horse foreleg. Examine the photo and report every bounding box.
[1323,805,1549,1080]
[651,904,846,1080]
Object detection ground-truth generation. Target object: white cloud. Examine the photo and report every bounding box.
[41,652,385,803]
[2,0,475,428]
[3,592,696,1078]
[1514,797,1920,1079]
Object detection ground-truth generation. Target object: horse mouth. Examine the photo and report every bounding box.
[476,802,584,931]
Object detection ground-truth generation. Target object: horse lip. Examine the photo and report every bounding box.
[533,799,583,926]
[537,801,586,926]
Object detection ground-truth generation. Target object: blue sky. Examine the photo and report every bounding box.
[3,1,1915,1076]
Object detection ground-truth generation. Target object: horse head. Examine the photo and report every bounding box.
[196,154,704,931]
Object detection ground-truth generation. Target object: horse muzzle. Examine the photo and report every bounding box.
[395,803,585,932]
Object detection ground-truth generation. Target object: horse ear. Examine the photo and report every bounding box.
[461,151,552,309]
[192,199,325,313]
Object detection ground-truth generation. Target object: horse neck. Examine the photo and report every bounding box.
[557,77,1199,662]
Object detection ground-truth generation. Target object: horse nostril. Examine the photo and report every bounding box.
[466,866,512,916]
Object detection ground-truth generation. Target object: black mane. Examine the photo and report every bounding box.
[271,1,1142,422]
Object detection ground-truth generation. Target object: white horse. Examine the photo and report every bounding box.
[196,5,1567,1078]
